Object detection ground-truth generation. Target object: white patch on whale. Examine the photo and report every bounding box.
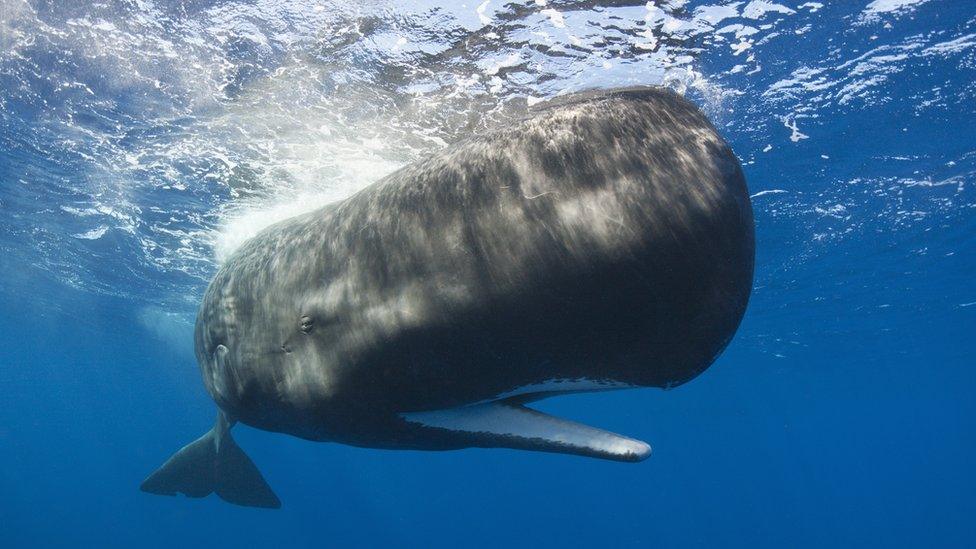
[486,377,634,402]
[401,401,651,461]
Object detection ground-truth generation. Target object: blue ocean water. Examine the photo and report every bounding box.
[1,0,974,547]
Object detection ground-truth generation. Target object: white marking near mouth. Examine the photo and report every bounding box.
[486,377,634,403]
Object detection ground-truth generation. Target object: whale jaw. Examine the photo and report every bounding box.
[400,400,651,462]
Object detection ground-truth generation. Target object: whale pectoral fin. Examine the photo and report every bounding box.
[401,402,651,462]
[140,413,281,509]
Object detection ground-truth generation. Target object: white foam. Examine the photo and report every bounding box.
[741,1,795,19]
[783,115,810,142]
[212,148,401,263]
[860,0,930,22]
[923,34,976,56]
[751,189,788,198]
[476,0,492,25]
[540,9,566,29]
[73,226,109,240]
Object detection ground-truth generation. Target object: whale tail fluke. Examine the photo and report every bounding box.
[140,413,280,509]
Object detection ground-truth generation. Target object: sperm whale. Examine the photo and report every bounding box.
[141,86,754,508]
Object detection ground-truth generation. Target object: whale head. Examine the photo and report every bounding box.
[192,255,344,424]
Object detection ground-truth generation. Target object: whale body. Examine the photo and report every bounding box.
[141,87,754,508]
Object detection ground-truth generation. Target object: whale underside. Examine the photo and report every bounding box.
[141,86,754,508]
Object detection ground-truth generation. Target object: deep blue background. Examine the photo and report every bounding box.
[2,192,974,547]
[2,0,975,547]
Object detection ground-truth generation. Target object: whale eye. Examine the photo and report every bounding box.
[299,315,315,334]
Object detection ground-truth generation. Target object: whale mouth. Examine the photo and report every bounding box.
[400,397,651,463]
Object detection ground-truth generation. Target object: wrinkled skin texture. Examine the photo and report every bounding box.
[195,87,754,450]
